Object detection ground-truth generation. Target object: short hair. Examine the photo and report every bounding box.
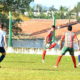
[68,25,72,31]
[52,25,55,28]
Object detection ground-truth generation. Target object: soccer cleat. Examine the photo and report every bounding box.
[53,65,58,68]
[42,59,45,63]
[74,65,77,68]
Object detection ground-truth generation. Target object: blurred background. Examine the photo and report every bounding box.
[0,0,80,55]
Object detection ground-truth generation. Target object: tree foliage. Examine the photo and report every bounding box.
[0,0,33,34]
[0,0,34,12]
[72,2,80,20]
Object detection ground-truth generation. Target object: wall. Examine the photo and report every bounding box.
[12,38,44,48]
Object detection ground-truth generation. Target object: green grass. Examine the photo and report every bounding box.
[0,54,80,80]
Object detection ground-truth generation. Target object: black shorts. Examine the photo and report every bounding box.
[0,47,6,53]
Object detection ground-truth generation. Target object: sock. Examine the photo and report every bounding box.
[49,43,56,49]
[78,55,80,62]
[42,50,46,60]
[0,55,5,62]
[71,56,76,68]
[55,55,63,66]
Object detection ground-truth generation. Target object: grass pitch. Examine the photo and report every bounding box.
[0,54,80,80]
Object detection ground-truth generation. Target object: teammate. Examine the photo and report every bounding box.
[54,25,79,68]
[0,23,7,67]
[42,25,57,63]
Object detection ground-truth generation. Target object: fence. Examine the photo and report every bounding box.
[6,38,80,56]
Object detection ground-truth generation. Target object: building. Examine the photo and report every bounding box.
[18,19,80,39]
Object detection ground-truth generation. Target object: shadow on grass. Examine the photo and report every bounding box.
[4,60,35,63]
[2,66,58,71]
[30,68,58,71]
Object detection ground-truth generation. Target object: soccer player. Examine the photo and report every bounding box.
[42,25,57,63]
[0,23,7,67]
[54,25,79,68]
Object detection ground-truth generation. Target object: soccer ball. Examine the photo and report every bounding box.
[46,43,50,48]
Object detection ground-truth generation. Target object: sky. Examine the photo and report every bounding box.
[30,0,80,9]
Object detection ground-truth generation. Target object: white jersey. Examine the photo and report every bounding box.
[0,30,6,47]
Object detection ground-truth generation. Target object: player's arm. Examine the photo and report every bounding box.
[45,31,51,44]
[74,34,80,50]
[60,35,65,50]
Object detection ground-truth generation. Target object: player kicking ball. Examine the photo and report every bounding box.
[0,23,7,68]
[54,25,79,68]
[42,25,57,63]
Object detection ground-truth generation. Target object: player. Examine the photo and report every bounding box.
[54,25,79,68]
[0,23,7,67]
[42,25,57,63]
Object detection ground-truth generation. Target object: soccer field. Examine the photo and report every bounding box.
[0,54,80,80]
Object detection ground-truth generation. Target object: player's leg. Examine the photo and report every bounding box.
[71,56,76,68]
[0,47,6,62]
[42,42,47,63]
[70,48,77,68]
[55,55,63,67]
[54,47,68,67]
[42,50,46,63]
[42,43,50,63]
[49,43,57,49]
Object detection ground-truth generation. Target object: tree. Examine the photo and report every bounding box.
[49,5,57,12]
[59,6,68,19]
[0,0,34,34]
[0,0,34,13]
[72,2,80,20]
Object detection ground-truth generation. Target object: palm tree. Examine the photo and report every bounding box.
[59,6,68,19]
[49,5,57,12]
[72,2,80,20]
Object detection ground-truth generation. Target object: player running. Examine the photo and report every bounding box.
[0,23,7,67]
[54,25,79,68]
[42,25,57,63]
